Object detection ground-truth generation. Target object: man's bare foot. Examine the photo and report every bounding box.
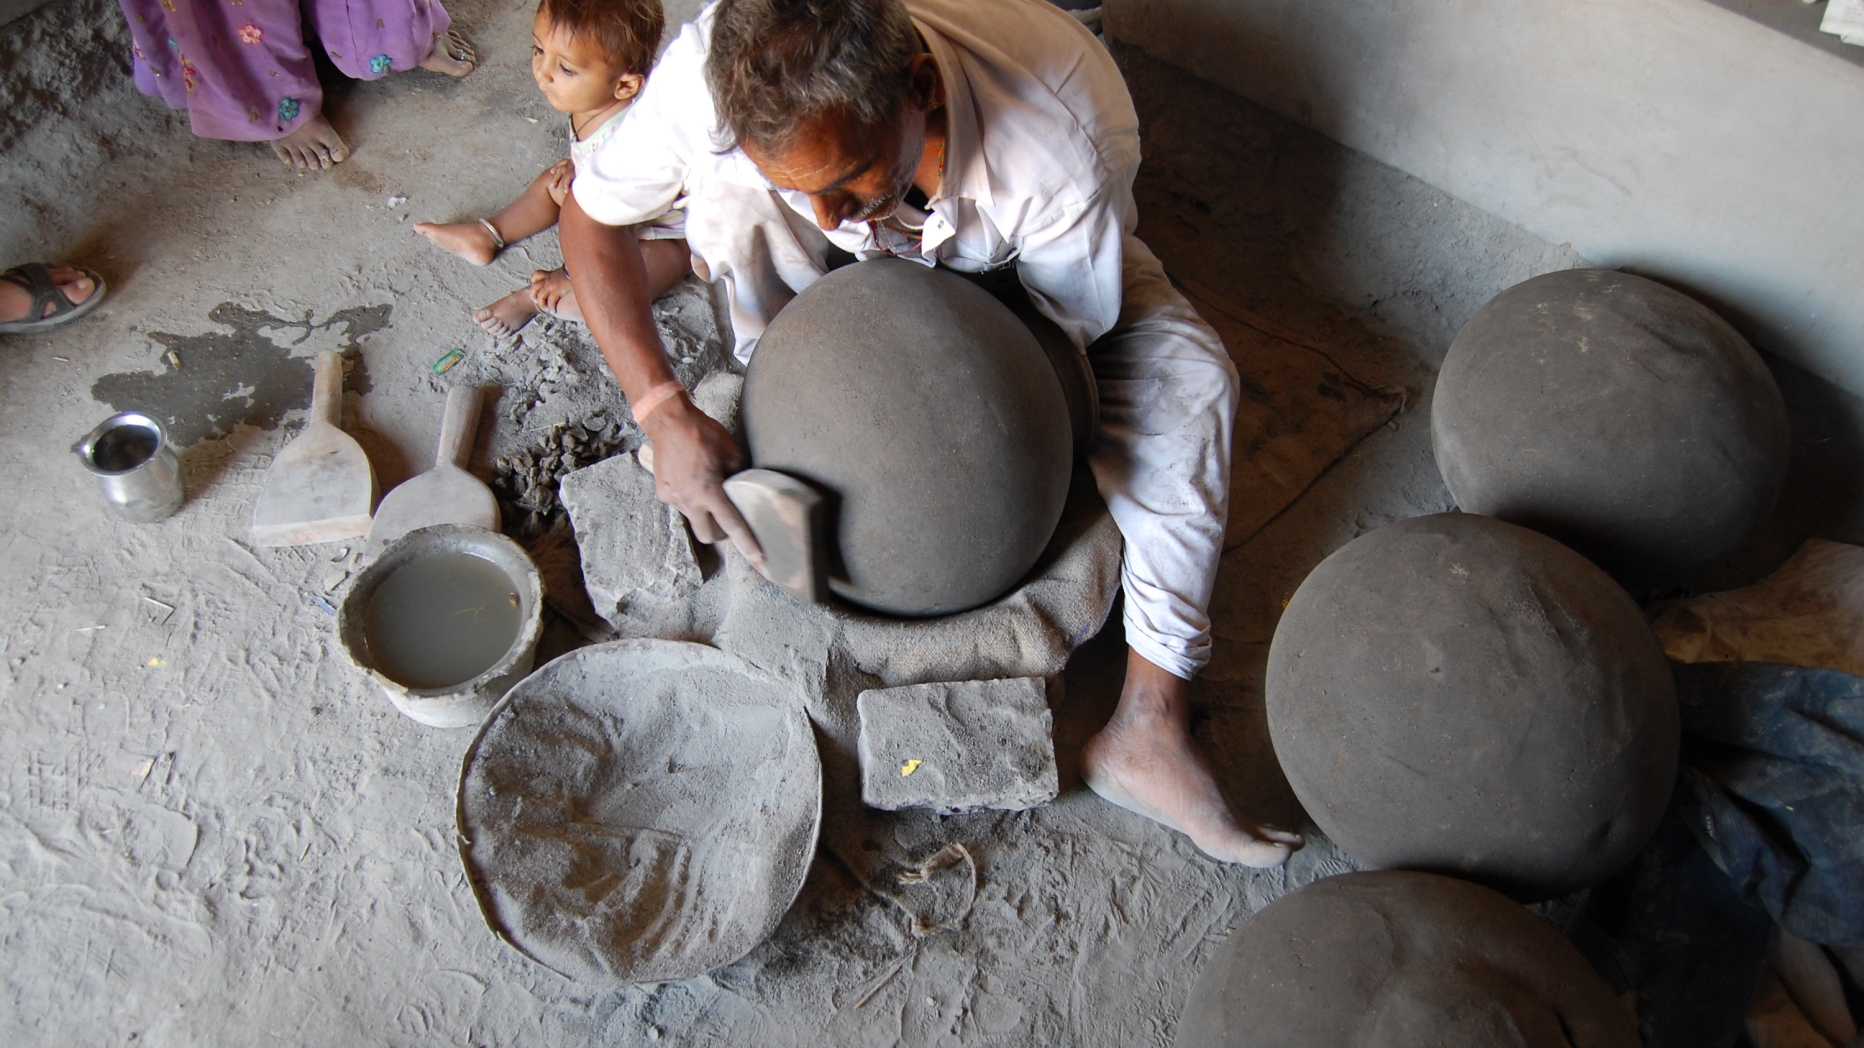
[474,288,540,338]
[414,220,501,265]
[1082,649,1304,867]
[529,268,582,322]
[419,29,476,77]
[271,113,350,169]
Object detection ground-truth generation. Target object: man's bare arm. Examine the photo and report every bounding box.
[559,192,763,561]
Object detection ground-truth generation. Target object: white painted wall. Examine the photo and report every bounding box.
[1107,0,1864,394]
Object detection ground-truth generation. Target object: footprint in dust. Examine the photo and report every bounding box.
[91,302,392,447]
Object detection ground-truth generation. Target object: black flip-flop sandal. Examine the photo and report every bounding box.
[0,263,108,335]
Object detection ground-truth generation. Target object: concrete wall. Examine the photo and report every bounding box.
[1107,0,1864,395]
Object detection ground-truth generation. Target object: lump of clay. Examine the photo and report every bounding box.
[1173,871,1638,1048]
[457,639,821,984]
[1266,513,1678,900]
[1432,268,1789,585]
[742,259,1073,617]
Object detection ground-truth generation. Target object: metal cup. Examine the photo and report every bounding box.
[73,412,184,522]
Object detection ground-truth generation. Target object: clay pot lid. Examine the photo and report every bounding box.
[456,639,822,984]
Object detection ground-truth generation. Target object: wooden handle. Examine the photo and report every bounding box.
[312,351,343,428]
[436,385,482,469]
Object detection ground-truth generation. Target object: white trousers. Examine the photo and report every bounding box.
[682,183,1237,679]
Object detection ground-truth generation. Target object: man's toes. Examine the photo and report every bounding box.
[1259,826,1305,846]
[61,275,94,307]
[1231,839,1295,869]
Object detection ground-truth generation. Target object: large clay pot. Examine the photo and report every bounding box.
[1174,871,1638,1048]
[1432,268,1789,585]
[1266,513,1678,900]
[742,259,1073,617]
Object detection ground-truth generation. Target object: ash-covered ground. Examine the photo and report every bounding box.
[10,1,1848,1044]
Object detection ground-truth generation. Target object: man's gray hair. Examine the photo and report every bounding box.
[706,0,920,155]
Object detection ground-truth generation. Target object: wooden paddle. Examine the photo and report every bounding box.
[360,384,499,560]
[252,350,376,547]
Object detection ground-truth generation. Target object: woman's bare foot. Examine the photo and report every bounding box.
[414,220,501,265]
[1082,650,1305,868]
[0,266,96,323]
[474,288,540,338]
[272,113,350,169]
[419,29,476,77]
[529,268,582,322]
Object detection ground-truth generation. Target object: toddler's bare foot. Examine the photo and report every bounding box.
[272,114,350,169]
[1083,650,1305,868]
[419,29,476,77]
[474,288,539,338]
[529,269,582,322]
[414,220,500,265]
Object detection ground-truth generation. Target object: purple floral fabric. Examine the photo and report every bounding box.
[116,0,451,141]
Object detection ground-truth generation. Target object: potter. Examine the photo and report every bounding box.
[559,0,1300,867]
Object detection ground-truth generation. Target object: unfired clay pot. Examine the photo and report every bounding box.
[336,524,544,729]
[1265,513,1678,901]
[742,259,1073,617]
[1174,871,1638,1048]
[1432,268,1789,585]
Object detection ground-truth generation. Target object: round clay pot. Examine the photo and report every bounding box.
[336,524,545,729]
[1266,513,1678,901]
[1432,268,1789,585]
[1174,871,1638,1048]
[742,258,1073,617]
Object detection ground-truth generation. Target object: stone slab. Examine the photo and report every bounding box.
[857,677,1059,814]
[559,451,700,627]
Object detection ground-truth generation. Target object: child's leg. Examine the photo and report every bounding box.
[641,238,694,299]
[414,160,571,265]
[530,236,691,324]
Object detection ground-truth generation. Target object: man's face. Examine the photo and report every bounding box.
[742,55,940,232]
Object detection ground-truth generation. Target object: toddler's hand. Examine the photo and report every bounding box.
[546,159,575,206]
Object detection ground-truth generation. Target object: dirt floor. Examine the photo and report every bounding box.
[4,1,1862,1045]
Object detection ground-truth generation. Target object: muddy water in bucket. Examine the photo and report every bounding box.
[363,552,521,689]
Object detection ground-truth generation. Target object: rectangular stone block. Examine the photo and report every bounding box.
[857,677,1058,814]
[559,451,700,628]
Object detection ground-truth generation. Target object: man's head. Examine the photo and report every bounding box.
[533,0,665,115]
[707,0,942,230]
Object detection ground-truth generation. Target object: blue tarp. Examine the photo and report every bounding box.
[1568,661,1864,1047]
[1674,661,1864,946]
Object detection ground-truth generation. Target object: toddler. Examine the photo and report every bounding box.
[416,0,689,336]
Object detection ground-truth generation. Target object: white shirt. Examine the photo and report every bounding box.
[572,0,1141,351]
